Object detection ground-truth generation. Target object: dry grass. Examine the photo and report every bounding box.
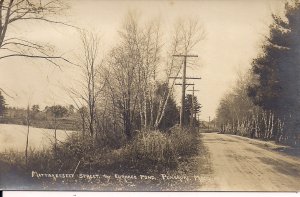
[129,131,175,163]
[0,126,202,190]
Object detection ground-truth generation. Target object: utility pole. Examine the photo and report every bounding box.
[187,85,200,128]
[172,54,199,128]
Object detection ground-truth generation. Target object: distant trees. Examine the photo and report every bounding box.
[47,105,68,118]
[216,1,300,145]
[67,105,75,115]
[31,105,40,113]
[216,73,261,136]
[0,91,6,117]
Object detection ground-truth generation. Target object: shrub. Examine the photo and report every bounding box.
[169,126,199,157]
[126,126,199,168]
[95,129,127,149]
[129,130,175,163]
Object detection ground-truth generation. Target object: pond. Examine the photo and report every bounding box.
[0,124,75,152]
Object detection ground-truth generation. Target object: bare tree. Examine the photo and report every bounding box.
[136,18,161,130]
[69,30,105,139]
[105,14,205,136]
[153,18,205,129]
[106,12,143,139]
[0,0,76,66]
[216,70,281,140]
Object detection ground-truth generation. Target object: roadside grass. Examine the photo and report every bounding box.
[0,126,209,191]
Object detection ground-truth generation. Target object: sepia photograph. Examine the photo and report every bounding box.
[0,0,300,192]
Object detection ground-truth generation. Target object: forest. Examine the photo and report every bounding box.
[216,1,300,146]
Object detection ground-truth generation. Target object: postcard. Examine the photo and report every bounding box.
[0,0,299,192]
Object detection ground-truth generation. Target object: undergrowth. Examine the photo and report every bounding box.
[2,126,200,180]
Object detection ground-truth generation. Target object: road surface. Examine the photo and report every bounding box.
[201,133,300,191]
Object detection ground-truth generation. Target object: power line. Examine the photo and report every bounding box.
[171,54,200,128]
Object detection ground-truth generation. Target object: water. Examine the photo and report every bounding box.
[0,124,75,152]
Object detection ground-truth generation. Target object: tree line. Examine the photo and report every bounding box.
[216,0,300,146]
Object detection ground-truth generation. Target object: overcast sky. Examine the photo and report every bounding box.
[0,0,285,120]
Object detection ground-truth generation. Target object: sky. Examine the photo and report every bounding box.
[0,0,286,121]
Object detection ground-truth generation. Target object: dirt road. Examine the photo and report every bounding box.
[201,133,300,191]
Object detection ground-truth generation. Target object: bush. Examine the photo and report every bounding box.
[127,126,199,168]
[95,129,127,149]
[56,134,94,160]
[129,131,175,163]
[169,126,199,157]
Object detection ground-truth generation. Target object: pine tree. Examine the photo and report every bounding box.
[158,96,180,130]
[184,94,202,126]
[248,1,300,142]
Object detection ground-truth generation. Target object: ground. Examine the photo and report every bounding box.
[1,128,300,191]
[200,132,300,191]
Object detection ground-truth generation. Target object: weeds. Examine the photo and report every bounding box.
[2,126,199,175]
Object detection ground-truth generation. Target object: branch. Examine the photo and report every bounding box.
[0,88,14,99]
[9,17,81,30]
[0,53,79,67]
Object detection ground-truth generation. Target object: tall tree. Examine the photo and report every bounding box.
[69,30,105,139]
[107,12,141,139]
[248,0,300,142]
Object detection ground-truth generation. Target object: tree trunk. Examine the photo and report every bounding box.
[25,105,30,168]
